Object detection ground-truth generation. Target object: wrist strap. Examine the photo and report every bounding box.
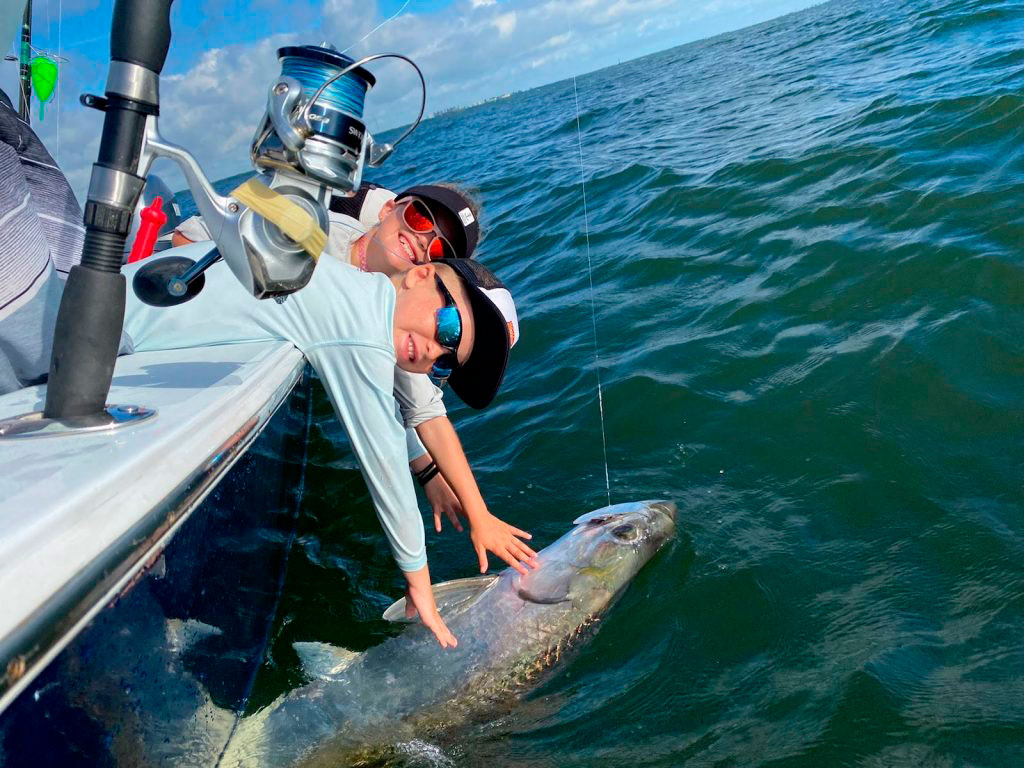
[414,461,440,487]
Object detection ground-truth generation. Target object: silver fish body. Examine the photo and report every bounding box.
[224,499,677,766]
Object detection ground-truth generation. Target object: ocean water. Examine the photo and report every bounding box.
[192,0,1024,764]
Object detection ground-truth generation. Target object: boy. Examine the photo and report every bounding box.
[173,183,536,581]
[122,248,526,648]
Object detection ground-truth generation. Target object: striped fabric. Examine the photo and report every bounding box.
[0,88,86,393]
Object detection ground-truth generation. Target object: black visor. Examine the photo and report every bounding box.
[434,259,517,409]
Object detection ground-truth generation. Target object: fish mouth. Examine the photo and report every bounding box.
[647,500,677,527]
[645,500,678,545]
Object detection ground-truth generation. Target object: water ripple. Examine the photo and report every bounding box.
[174,0,1024,763]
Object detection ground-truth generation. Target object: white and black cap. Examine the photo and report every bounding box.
[436,258,519,409]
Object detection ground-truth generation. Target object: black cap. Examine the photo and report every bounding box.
[396,185,480,260]
[436,259,519,409]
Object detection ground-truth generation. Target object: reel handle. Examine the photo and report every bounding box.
[132,245,221,307]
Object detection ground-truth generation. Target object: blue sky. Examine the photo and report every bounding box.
[2,0,823,199]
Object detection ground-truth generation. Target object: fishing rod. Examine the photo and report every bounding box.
[42,0,174,421]
[29,0,424,430]
[17,0,31,120]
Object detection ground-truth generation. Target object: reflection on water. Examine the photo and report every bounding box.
[0,376,310,764]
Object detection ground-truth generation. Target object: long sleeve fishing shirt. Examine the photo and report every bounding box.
[0,89,86,395]
[122,245,428,572]
[174,198,447,461]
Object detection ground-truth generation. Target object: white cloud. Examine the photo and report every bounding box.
[44,0,820,201]
[156,35,298,186]
[491,12,518,38]
[541,32,573,49]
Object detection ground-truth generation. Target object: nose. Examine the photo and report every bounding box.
[410,231,430,258]
[421,336,444,362]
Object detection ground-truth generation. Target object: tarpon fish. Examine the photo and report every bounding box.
[221,499,678,766]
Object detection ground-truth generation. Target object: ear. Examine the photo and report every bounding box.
[378,198,396,223]
[399,261,436,289]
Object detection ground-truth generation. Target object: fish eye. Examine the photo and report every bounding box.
[612,523,637,541]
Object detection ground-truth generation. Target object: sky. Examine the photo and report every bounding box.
[2,0,822,201]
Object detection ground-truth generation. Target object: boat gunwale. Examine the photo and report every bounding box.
[0,352,306,715]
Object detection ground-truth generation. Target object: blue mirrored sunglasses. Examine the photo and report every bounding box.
[431,275,462,383]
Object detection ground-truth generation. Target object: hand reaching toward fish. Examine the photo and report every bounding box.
[404,567,458,649]
[423,472,464,533]
[412,419,538,573]
[468,511,539,575]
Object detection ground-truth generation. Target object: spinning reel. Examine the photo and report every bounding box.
[129,43,426,306]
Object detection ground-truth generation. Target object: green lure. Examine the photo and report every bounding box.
[30,56,58,120]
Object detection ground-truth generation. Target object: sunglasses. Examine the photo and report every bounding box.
[431,275,462,383]
[400,198,458,262]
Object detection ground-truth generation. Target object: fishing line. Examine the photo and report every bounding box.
[335,0,414,139]
[338,0,412,56]
[56,0,61,164]
[573,75,611,507]
[281,55,370,115]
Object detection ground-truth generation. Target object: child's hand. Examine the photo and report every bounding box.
[424,473,464,533]
[404,570,458,649]
[469,512,538,576]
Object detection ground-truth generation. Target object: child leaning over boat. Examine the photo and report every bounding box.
[172,183,539,586]
[122,232,527,647]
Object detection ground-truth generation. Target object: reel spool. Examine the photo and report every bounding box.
[130,43,425,307]
[251,44,426,195]
[252,45,375,191]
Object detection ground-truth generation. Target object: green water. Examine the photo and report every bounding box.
[242,0,1024,763]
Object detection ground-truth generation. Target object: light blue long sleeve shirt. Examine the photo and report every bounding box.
[122,243,427,572]
[174,212,447,460]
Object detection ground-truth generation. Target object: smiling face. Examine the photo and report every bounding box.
[364,199,436,275]
[390,263,476,374]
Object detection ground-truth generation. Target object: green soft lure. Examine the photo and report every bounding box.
[31,56,58,120]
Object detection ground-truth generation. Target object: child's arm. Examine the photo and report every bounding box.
[410,451,464,533]
[403,564,456,648]
[306,346,455,647]
[393,369,536,573]
[415,415,538,575]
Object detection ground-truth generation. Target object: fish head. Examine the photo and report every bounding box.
[514,500,677,615]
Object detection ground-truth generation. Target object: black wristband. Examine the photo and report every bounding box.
[414,461,440,487]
